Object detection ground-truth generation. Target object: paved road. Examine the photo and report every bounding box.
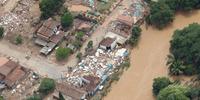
[0,0,130,79]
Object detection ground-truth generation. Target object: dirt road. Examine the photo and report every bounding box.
[105,11,200,100]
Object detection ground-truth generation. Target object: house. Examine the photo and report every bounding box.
[73,18,94,35]
[106,20,132,44]
[81,75,101,96]
[117,15,134,26]
[53,83,87,100]
[35,18,65,55]
[0,57,27,88]
[99,37,117,50]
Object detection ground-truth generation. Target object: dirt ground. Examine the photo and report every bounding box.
[69,4,91,12]
[104,10,200,100]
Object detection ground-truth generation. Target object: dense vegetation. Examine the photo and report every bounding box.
[157,85,189,100]
[129,26,141,46]
[152,77,172,95]
[147,0,200,29]
[39,78,55,95]
[39,0,64,19]
[56,47,72,60]
[61,11,74,28]
[147,1,174,29]
[169,23,200,75]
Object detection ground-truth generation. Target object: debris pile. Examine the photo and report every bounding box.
[0,0,35,34]
[64,48,128,87]
[0,0,8,6]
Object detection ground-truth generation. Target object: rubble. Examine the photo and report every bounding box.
[0,0,8,6]
[0,0,35,35]
[64,48,128,87]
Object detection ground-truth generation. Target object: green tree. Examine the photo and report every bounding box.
[76,52,82,62]
[153,77,172,95]
[75,31,84,40]
[0,96,3,100]
[129,26,142,46]
[167,55,184,75]
[0,27,4,38]
[39,78,55,95]
[87,40,93,49]
[148,1,174,29]
[15,35,23,45]
[170,23,200,74]
[157,85,189,100]
[61,12,73,28]
[39,0,63,19]
[56,47,72,60]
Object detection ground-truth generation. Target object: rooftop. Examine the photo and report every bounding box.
[99,37,116,47]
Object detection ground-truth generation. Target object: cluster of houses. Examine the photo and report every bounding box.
[99,0,147,51]
[50,0,147,100]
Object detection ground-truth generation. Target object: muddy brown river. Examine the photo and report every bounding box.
[104,10,200,100]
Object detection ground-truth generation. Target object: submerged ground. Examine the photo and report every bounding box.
[105,10,200,100]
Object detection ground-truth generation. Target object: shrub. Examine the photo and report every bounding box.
[56,47,72,60]
[157,85,189,100]
[15,35,23,45]
[0,27,4,38]
[61,12,73,28]
[153,77,172,95]
[39,78,55,95]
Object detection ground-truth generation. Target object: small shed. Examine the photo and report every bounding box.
[99,37,116,50]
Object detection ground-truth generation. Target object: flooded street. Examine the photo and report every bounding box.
[104,10,200,100]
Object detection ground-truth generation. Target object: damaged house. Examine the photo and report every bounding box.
[0,57,27,88]
[105,15,133,45]
[35,18,65,55]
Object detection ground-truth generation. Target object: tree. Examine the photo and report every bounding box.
[61,12,73,28]
[0,96,3,100]
[167,55,185,75]
[129,26,142,46]
[157,85,189,100]
[39,0,63,19]
[56,47,72,60]
[153,77,172,95]
[170,23,200,74]
[39,78,55,95]
[0,27,4,38]
[15,35,23,45]
[87,40,93,49]
[76,52,82,62]
[148,1,174,29]
[75,31,84,40]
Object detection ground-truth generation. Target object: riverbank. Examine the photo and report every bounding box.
[104,10,200,100]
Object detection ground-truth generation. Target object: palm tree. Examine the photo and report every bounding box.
[167,55,185,75]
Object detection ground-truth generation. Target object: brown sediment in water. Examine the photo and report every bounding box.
[104,10,200,100]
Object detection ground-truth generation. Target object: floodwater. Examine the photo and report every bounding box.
[69,5,91,12]
[104,10,200,100]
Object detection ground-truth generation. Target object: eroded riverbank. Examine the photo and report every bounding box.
[104,10,200,100]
